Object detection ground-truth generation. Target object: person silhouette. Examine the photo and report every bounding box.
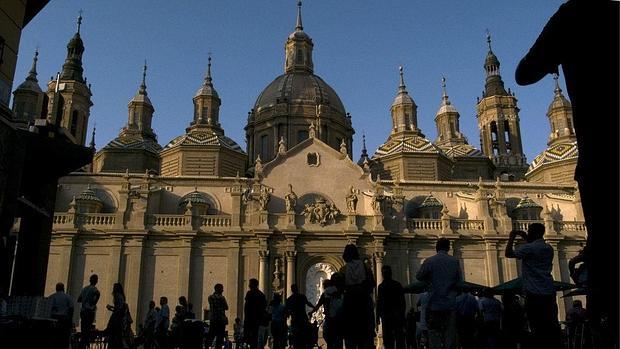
[514,1,619,346]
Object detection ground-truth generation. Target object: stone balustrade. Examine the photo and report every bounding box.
[149,214,191,230]
[407,219,442,232]
[201,215,232,227]
[450,219,485,233]
[78,213,116,227]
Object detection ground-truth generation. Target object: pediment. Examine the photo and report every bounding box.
[261,137,373,214]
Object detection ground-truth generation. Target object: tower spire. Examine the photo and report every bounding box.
[89,122,96,149]
[27,49,39,82]
[358,131,370,165]
[140,59,147,94]
[206,53,213,84]
[398,66,406,92]
[296,1,303,31]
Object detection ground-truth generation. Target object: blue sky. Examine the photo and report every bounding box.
[14,0,568,163]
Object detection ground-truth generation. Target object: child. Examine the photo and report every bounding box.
[233,317,243,349]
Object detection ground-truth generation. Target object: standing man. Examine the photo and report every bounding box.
[505,223,561,349]
[156,296,170,349]
[50,282,74,349]
[377,265,406,349]
[77,274,100,348]
[208,284,230,349]
[416,238,462,349]
[243,278,267,349]
[285,284,314,349]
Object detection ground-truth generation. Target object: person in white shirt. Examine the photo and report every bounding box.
[50,282,74,349]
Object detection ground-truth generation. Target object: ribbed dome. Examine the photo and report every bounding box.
[254,73,346,115]
[180,191,210,206]
[75,186,102,204]
[420,194,443,208]
[515,196,541,209]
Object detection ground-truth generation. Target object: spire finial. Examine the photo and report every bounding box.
[89,122,96,149]
[441,76,448,99]
[486,29,492,51]
[139,59,147,93]
[77,10,83,34]
[398,66,406,92]
[27,49,39,81]
[207,53,212,82]
[362,132,367,152]
[296,1,303,31]
[552,73,562,95]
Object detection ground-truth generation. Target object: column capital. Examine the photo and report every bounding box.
[374,251,386,261]
[285,250,297,259]
[259,250,270,259]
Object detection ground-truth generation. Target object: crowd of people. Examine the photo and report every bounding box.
[38,222,592,349]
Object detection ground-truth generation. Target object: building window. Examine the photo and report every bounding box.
[297,130,309,143]
[40,94,49,119]
[296,49,303,64]
[307,152,320,167]
[70,110,79,136]
[260,134,270,160]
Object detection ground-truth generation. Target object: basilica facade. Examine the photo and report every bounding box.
[11,3,583,330]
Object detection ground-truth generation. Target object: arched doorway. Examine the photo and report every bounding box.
[304,262,338,347]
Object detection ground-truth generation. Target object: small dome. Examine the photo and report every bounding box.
[67,33,85,51]
[392,91,416,107]
[254,73,346,115]
[15,79,42,93]
[526,141,578,175]
[419,194,443,208]
[180,191,210,206]
[288,30,311,40]
[195,84,218,99]
[548,90,571,113]
[163,129,245,154]
[102,132,162,155]
[374,135,442,158]
[439,143,485,158]
[515,196,541,209]
[436,101,457,115]
[75,186,102,204]
[485,51,500,68]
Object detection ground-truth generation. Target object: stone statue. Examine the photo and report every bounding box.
[345,185,358,213]
[309,122,317,138]
[254,156,263,179]
[278,136,286,155]
[340,139,347,155]
[284,184,298,213]
[258,187,270,211]
[303,197,341,226]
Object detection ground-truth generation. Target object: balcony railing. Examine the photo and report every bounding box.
[407,219,442,231]
[556,221,587,234]
[150,214,190,228]
[78,213,116,227]
[201,215,232,227]
[512,220,542,232]
[451,219,485,233]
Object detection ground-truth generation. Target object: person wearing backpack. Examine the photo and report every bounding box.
[309,277,343,349]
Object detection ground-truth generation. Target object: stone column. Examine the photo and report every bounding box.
[548,241,567,320]
[55,234,75,290]
[124,237,144,327]
[484,241,500,287]
[108,236,123,284]
[285,251,297,298]
[178,237,193,299]
[259,250,270,294]
[227,239,241,332]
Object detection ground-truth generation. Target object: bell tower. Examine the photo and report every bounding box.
[46,13,93,145]
[476,32,527,179]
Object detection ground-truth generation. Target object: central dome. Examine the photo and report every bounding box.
[254,73,346,115]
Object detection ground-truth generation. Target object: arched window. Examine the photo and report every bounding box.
[55,94,65,125]
[296,49,304,64]
[70,110,79,136]
[260,134,270,160]
[40,94,49,119]
[504,120,512,153]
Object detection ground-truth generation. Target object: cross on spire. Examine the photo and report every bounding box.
[77,9,83,34]
[552,73,562,95]
[486,29,492,51]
